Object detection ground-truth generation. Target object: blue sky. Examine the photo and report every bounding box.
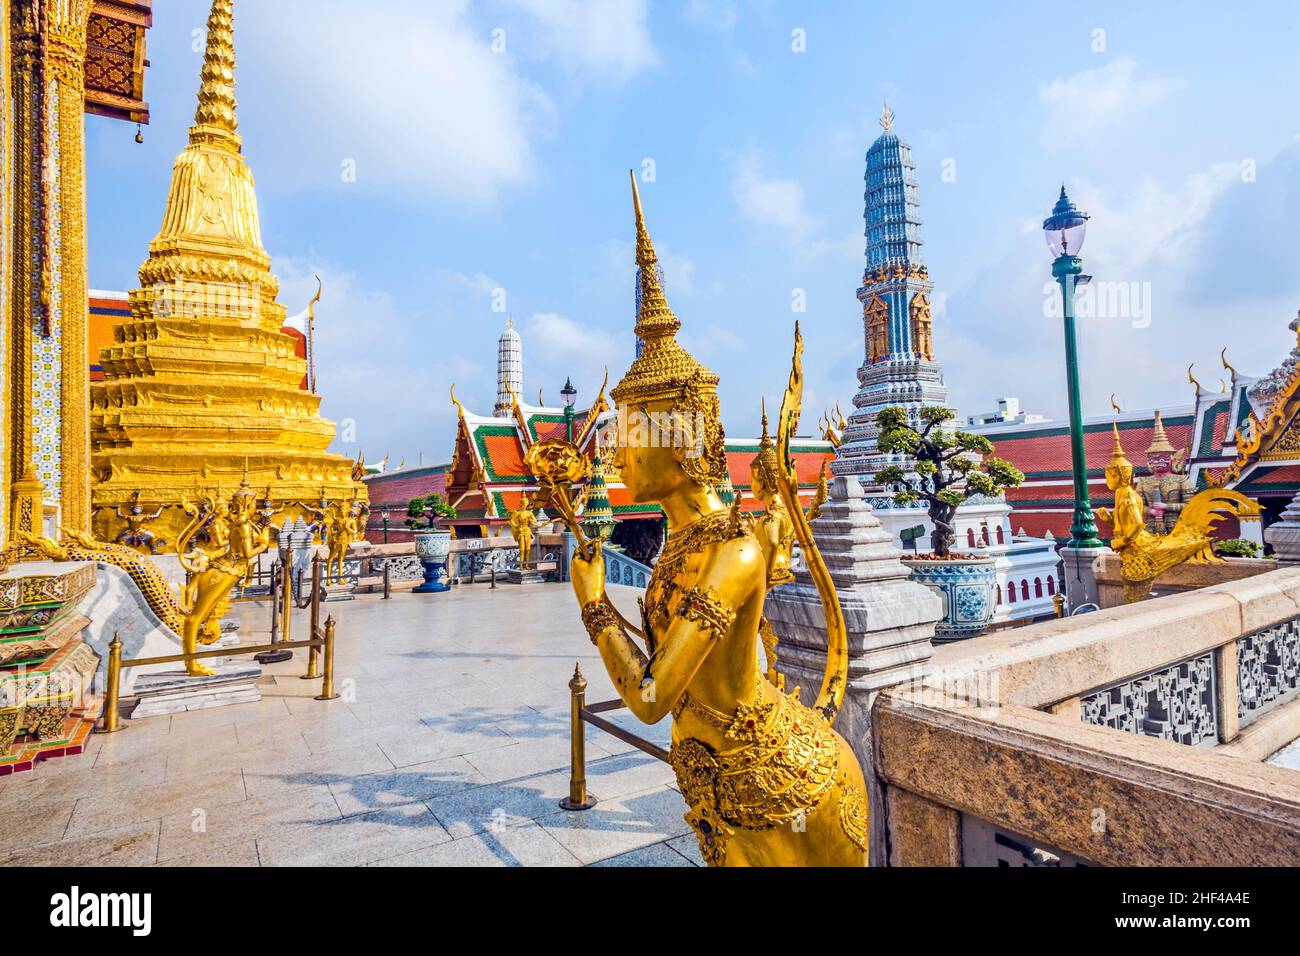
[85,0,1300,467]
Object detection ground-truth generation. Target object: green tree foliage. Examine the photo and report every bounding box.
[875,406,1025,558]
[405,492,458,529]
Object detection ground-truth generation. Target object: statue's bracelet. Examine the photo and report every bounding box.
[581,598,620,645]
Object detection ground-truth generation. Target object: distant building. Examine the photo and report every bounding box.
[967,397,1048,428]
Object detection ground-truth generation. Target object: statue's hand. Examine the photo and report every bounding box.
[571,543,606,607]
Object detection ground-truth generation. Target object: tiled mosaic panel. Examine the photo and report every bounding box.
[1237,618,1300,722]
[1081,653,1217,746]
[33,86,64,497]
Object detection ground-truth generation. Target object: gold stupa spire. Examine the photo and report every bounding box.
[1147,410,1176,455]
[192,0,240,150]
[89,0,365,553]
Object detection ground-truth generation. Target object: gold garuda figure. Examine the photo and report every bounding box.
[508,493,538,568]
[22,476,273,677]
[325,498,364,585]
[1095,424,1260,603]
[532,175,867,867]
[1135,410,1196,534]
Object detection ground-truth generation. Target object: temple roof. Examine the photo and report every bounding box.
[438,396,834,528]
[84,1,153,124]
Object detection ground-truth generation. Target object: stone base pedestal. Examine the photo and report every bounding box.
[505,568,545,585]
[128,661,263,718]
[1265,490,1300,562]
[763,475,942,866]
[322,582,356,602]
[1060,545,1110,613]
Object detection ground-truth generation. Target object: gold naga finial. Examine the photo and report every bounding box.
[449,383,466,419]
[192,0,241,151]
[1221,347,1238,387]
[1110,393,1122,414]
[834,401,847,430]
[1188,364,1204,398]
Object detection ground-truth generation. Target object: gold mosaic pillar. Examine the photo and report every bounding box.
[45,0,93,534]
[0,0,11,541]
[6,1,46,542]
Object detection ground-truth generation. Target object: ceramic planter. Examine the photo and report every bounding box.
[413,530,452,594]
[901,553,998,641]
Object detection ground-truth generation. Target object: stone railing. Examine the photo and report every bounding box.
[873,566,1300,866]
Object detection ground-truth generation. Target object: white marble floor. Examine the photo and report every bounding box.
[0,584,700,867]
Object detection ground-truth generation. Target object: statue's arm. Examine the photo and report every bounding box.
[583,537,760,724]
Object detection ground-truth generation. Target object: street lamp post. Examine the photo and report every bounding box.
[1044,186,1102,554]
[561,377,578,442]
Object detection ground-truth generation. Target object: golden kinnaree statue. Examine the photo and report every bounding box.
[20,476,273,677]
[1095,424,1260,603]
[508,493,538,568]
[552,175,867,866]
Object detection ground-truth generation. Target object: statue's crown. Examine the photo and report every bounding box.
[610,173,720,409]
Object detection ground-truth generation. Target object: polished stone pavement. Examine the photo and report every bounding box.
[0,584,700,867]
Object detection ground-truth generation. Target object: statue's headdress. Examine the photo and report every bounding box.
[1109,423,1134,479]
[1146,409,1176,455]
[750,400,782,496]
[611,173,727,485]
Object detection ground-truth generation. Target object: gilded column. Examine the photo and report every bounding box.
[6,0,46,541]
[0,0,11,541]
[45,0,92,533]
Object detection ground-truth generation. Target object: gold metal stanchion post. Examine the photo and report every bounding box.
[1053,592,1066,619]
[315,616,340,701]
[281,559,294,644]
[302,553,322,679]
[95,633,123,734]
[559,663,596,810]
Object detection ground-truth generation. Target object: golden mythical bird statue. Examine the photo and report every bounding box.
[1094,424,1260,603]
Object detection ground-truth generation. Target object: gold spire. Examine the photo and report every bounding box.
[880,100,894,132]
[1147,410,1176,455]
[1110,423,1133,471]
[192,0,241,152]
[630,170,681,341]
[610,175,726,484]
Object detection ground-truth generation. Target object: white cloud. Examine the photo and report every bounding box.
[507,0,658,78]
[732,151,813,237]
[524,311,626,402]
[238,1,548,204]
[686,0,740,32]
[236,0,656,205]
[1038,58,1183,147]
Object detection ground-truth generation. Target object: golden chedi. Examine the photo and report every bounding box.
[564,175,868,866]
[89,0,364,550]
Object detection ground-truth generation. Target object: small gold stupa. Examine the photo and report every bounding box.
[90,0,364,549]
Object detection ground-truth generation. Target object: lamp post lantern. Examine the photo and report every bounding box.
[561,377,578,442]
[1044,186,1101,550]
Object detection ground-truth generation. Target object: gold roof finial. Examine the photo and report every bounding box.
[192,0,241,152]
[880,100,894,132]
[1147,410,1175,455]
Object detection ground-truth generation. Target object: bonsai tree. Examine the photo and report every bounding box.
[405,492,457,529]
[874,405,1025,558]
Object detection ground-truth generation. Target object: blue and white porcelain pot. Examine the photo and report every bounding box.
[901,554,997,641]
[413,530,452,594]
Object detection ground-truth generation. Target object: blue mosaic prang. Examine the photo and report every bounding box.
[1237,618,1300,723]
[1081,653,1217,747]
